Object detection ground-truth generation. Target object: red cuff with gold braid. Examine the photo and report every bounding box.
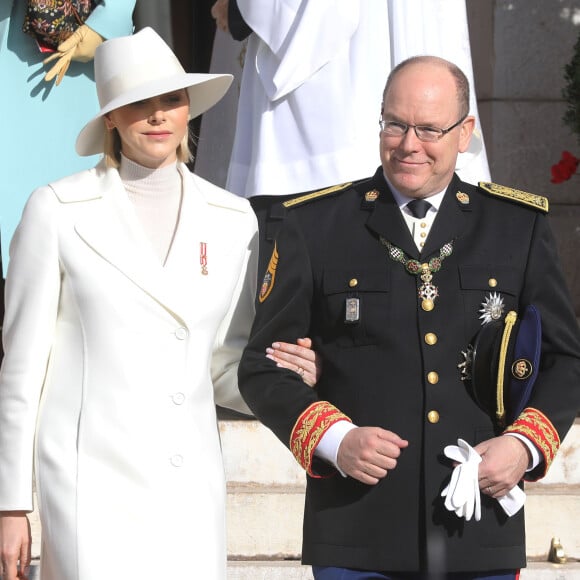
[504,407,560,479]
[290,401,351,477]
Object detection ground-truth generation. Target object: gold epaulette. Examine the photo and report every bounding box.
[282,182,352,209]
[479,182,549,213]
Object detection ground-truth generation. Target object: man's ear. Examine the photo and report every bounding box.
[458,115,476,153]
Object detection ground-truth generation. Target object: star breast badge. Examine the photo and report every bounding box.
[479,292,505,325]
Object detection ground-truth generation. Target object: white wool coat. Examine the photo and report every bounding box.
[0,162,257,579]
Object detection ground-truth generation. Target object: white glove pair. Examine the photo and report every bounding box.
[441,438,482,521]
[441,439,526,521]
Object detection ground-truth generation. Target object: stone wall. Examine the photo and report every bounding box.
[468,0,580,314]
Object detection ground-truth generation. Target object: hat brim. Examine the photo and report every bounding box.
[76,73,233,156]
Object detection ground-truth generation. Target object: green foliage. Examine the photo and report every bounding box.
[563,33,580,146]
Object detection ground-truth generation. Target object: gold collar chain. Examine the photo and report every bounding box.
[380,237,454,311]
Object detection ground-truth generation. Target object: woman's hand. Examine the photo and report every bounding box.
[0,512,31,580]
[266,337,321,387]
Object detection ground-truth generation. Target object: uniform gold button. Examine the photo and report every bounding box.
[420,222,427,228]
[420,232,427,238]
[427,371,439,384]
[427,410,440,423]
[425,333,437,345]
[349,278,358,288]
[488,278,498,288]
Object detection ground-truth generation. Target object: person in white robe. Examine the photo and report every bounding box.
[200,0,490,197]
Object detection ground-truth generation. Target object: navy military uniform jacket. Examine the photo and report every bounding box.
[238,168,580,573]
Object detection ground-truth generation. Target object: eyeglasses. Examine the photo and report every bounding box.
[379,115,467,143]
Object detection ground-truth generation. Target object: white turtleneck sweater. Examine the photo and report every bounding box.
[119,155,183,265]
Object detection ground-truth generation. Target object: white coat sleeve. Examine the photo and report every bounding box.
[210,212,258,415]
[0,187,61,510]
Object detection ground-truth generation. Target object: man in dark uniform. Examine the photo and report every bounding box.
[238,56,580,579]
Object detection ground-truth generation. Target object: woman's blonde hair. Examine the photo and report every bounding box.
[103,125,192,168]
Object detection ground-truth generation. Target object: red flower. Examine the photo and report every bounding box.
[551,151,579,183]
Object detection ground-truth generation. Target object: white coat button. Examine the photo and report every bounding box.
[172,392,185,405]
[175,327,188,340]
[170,454,184,467]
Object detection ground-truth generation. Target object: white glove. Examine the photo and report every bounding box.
[441,438,526,521]
[441,438,482,521]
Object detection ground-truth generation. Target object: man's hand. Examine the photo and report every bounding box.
[337,427,409,485]
[43,24,104,85]
[475,435,530,498]
[211,0,230,33]
[266,337,320,387]
[0,512,31,580]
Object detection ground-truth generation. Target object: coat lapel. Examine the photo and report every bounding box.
[420,175,472,260]
[161,168,211,313]
[365,169,421,258]
[73,165,196,322]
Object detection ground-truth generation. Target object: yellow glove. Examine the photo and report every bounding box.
[43,24,104,86]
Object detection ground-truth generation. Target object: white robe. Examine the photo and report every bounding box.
[195,0,490,196]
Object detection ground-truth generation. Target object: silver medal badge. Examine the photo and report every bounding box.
[479,292,504,325]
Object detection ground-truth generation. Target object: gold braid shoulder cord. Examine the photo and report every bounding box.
[380,237,454,311]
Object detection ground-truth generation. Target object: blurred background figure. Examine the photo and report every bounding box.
[201,0,490,196]
[0,0,136,274]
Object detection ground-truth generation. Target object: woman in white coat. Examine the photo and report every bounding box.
[0,27,317,580]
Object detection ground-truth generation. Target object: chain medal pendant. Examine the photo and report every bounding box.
[380,238,453,311]
[419,265,438,311]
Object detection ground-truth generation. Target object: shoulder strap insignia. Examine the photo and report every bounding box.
[259,242,278,303]
[282,182,352,209]
[478,182,549,213]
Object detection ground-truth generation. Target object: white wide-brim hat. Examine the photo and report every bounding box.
[76,27,233,156]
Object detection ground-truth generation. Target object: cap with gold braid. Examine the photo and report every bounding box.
[468,305,541,428]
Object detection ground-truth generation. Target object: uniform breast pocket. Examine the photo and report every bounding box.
[459,264,522,338]
[320,267,390,347]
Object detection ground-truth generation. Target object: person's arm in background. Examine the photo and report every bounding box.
[228,0,252,40]
[43,0,136,85]
[211,0,252,40]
